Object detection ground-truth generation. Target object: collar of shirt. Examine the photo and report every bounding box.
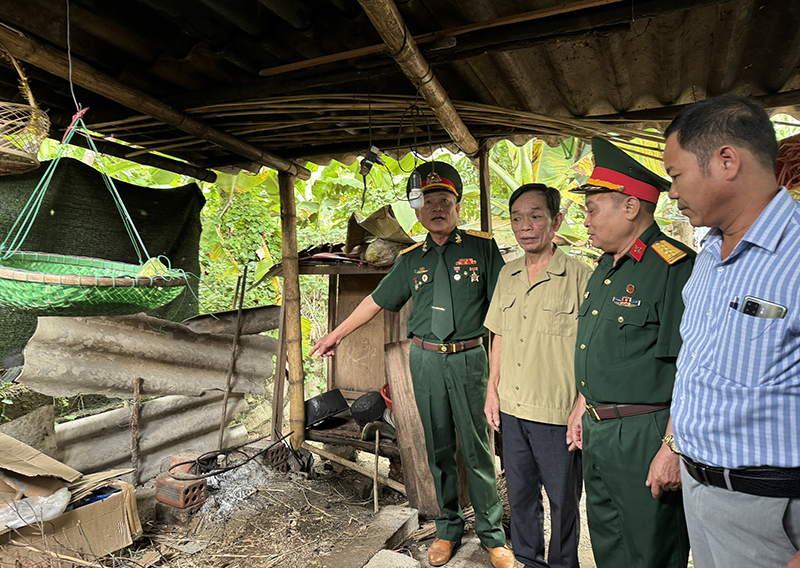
[509,245,568,288]
[422,227,464,256]
[700,187,794,258]
[597,221,661,268]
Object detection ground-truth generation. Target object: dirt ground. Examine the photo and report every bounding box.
[114,449,596,568]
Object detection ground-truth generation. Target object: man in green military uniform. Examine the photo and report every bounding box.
[311,161,513,568]
[566,138,694,568]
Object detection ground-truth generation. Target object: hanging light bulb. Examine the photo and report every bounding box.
[408,169,424,209]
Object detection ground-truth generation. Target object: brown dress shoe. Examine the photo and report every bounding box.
[488,545,515,568]
[428,538,459,566]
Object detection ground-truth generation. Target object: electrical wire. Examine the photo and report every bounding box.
[167,431,294,480]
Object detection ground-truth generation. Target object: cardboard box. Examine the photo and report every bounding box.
[0,432,81,505]
[0,481,142,567]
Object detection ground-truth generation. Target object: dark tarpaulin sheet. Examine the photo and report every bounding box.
[0,157,204,364]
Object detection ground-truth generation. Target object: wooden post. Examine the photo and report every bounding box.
[272,302,288,439]
[279,172,305,449]
[479,143,492,233]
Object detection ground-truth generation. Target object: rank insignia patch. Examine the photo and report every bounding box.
[652,240,688,264]
[613,296,641,307]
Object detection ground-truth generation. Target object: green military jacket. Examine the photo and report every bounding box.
[371,227,504,341]
[575,222,696,405]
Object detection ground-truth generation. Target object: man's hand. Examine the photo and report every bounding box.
[646,445,682,498]
[566,395,585,451]
[787,550,800,568]
[484,388,501,433]
[309,333,341,357]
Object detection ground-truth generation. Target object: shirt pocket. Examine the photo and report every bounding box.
[500,295,516,332]
[602,307,653,359]
[714,309,789,385]
[541,298,577,337]
[455,267,483,300]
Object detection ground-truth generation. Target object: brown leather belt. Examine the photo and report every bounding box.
[411,335,483,354]
[585,403,669,421]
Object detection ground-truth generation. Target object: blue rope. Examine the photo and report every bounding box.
[0,114,153,264]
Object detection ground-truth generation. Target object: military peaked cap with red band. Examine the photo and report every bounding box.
[575,137,670,204]
[406,161,463,202]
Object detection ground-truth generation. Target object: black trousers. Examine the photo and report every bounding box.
[501,413,582,568]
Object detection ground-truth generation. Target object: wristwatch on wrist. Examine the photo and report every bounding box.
[662,434,680,455]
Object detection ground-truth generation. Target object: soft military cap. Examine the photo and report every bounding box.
[574,137,669,204]
[406,161,463,202]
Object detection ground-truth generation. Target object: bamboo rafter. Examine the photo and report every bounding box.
[85,94,666,161]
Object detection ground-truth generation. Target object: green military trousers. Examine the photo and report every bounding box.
[408,343,506,548]
[582,409,689,568]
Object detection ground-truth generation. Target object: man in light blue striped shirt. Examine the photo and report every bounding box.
[665,94,800,568]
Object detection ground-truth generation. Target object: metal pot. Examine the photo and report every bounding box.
[305,389,348,428]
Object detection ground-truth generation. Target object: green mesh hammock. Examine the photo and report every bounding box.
[0,111,188,315]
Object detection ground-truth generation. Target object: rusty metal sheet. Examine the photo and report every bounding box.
[55,392,249,484]
[181,305,281,335]
[18,314,277,398]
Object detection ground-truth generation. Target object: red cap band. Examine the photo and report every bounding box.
[587,167,661,203]
[421,176,458,196]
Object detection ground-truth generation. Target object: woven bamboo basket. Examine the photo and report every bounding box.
[0,48,50,175]
[0,252,188,315]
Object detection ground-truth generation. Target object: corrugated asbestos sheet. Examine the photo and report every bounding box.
[0,0,798,167]
[55,392,249,484]
[18,314,277,398]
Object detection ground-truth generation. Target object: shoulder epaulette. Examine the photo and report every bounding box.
[651,240,688,265]
[399,241,424,255]
[465,229,494,240]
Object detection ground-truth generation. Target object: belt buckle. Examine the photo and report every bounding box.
[585,404,601,422]
[438,343,450,353]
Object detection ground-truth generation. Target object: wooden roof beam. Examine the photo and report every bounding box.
[0,25,310,180]
[357,0,479,157]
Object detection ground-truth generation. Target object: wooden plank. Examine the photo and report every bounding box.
[305,428,400,459]
[332,274,387,394]
[385,341,439,519]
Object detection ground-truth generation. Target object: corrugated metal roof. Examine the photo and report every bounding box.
[56,392,249,484]
[19,314,277,398]
[0,0,798,170]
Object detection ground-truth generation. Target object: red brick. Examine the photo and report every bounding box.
[155,474,207,509]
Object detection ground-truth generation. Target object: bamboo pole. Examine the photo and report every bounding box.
[0,26,310,180]
[279,172,305,450]
[218,267,247,451]
[357,0,480,157]
[302,443,406,495]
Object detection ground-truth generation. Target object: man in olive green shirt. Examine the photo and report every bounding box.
[312,162,514,568]
[484,184,592,568]
[567,138,695,568]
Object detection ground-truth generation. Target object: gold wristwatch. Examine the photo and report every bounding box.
[662,434,680,455]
